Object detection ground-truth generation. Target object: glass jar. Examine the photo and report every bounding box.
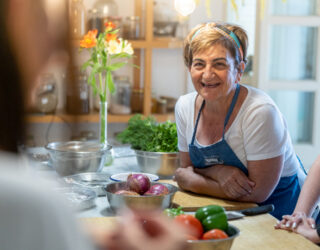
[157,98,167,114]
[66,69,90,114]
[35,73,58,114]
[110,76,132,114]
[87,8,103,33]
[131,88,143,113]
[69,0,86,39]
[123,16,140,40]
[93,0,118,25]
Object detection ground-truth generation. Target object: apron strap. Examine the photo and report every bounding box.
[191,84,241,144]
[191,99,205,144]
[222,84,240,138]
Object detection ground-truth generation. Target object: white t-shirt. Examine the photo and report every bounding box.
[175,85,305,179]
[0,152,95,250]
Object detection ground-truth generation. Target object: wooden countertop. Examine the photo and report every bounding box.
[82,214,319,250]
[160,179,257,211]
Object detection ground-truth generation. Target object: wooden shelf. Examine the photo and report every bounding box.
[25,112,175,124]
[72,38,183,49]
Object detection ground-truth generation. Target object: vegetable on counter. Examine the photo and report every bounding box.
[195,205,228,232]
[174,214,204,240]
[163,207,185,218]
[114,173,170,197]
[127,173,151,195]
[145,184,169,196]
[116,114,178,152]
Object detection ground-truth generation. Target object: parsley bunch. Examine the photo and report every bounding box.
[117,115,178,152]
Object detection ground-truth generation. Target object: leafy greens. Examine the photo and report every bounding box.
[116,114,178,152]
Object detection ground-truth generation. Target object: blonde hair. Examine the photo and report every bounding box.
[183,22,248,69]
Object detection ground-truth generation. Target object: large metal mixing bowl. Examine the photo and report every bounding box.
[187,225,240,250]
[134,150,180,177]
[105,182,178,212]
[46,141,112,176]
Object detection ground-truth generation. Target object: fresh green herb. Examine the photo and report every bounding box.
[116,114,178,152]
[163,207,185,218]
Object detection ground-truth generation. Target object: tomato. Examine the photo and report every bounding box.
[174,214,204,239]
[202,229,228,240]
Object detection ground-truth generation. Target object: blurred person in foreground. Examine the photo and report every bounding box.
[275,155,320,244]
[174,22,306,220]
[0,0,186,249]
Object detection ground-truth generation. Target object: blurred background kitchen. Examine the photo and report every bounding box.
[25,0,320,170]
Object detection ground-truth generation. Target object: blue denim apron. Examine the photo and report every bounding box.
[188,84,302,220]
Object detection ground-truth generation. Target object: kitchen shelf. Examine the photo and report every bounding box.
[72,37,183,49]
[25,112,175,124]
[30,0,182,126]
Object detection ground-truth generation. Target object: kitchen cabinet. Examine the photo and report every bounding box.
[26,0,182,124]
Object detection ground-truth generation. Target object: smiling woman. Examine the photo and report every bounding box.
[174,22,307,220]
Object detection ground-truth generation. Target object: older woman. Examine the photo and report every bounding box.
[174,22,306,220]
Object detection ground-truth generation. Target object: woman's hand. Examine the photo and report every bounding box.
[275,212,316,231]
[275,213,320,244]
[195,165,255,199]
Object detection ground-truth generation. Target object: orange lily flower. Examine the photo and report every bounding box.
[104,21,116,31]
[80,29,98,48]
[105,33,117,42]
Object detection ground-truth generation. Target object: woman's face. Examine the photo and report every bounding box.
[190,44,241,103]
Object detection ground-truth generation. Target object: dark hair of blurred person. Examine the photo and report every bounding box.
[0,0,24,152]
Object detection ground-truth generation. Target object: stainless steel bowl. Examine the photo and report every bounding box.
[187,225,240,250]
[63,172,111,196]
[54,186,97,211]
[106,182,178,212]
[46,141,112,176]
[134,150,179,177]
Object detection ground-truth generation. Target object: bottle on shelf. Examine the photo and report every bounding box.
[69,0,86,39]
[110,76,132,115]
[131,88,144,113]
[123,16,140,40]
[93,0,119,28]
[65,68,90,115]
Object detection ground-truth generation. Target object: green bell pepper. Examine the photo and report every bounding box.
[195,205,228,232]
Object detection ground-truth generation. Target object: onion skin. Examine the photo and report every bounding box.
[126,174,151,195]
[114,190,139,196]
[144,184,169,196]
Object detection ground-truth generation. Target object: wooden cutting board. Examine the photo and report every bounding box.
[160,179,256,211]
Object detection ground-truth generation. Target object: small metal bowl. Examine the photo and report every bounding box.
[46,141,112,176]
[134,150,180,177]
[54,186,97,211]
[63,172,111,196]
[105,182,178,212]
[187,225,240,250]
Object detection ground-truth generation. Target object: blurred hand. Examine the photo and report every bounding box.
[275,212,315,231]
[195,165,255,199]
[95,210,188,250]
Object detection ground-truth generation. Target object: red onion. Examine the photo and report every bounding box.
[144,184,169,196]
[114,190,139,196]
[126,174,151,195]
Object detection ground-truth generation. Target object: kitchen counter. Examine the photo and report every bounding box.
[82,214,320,250]
[31,148,320,249]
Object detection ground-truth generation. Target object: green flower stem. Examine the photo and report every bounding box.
[99,101,107,145]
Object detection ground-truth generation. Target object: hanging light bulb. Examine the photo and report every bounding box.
[174,0,196,16]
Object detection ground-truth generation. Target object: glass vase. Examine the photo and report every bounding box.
[99,101,108,145]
